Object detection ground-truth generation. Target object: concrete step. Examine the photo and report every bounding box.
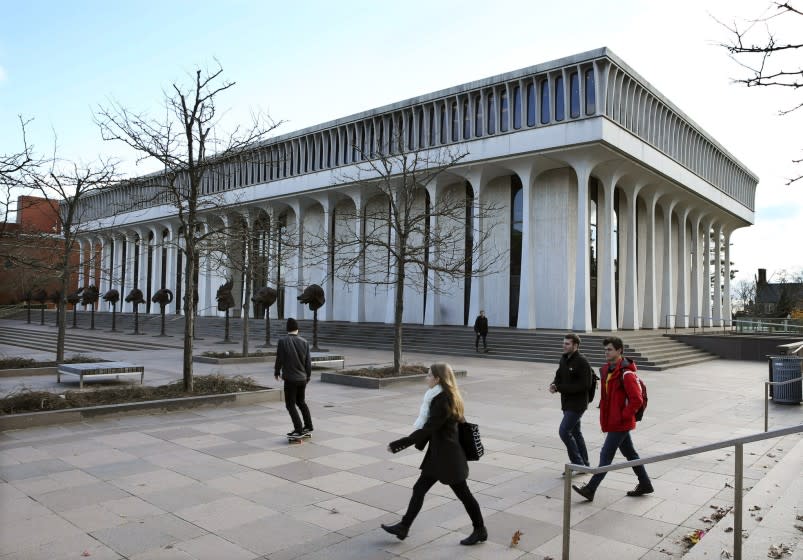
[682,435,803,559]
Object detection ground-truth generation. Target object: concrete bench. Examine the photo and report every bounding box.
[57,362,145,389]
[310,353,345,369]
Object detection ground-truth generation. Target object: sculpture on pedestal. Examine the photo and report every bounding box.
[125,288,145,335]
[103,289,120,331]
[297,284,325,351]
[81,285,99,330]
[252,286,278,347]
[66,287,83,328]
[151,288,174,337]
[216,279,236,343]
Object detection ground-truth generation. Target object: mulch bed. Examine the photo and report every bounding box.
[0,375,261,415]
[0,355,103,369]
[340,365,428,378]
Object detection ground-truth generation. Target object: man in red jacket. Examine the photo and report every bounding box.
[572,336,653,501]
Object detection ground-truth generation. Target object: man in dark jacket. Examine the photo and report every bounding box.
[274,318,313,439]
[550,333,592,471]
[473,310,489,352]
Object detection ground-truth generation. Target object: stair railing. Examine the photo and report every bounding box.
[561,423,803,560]
[764,376,803,432]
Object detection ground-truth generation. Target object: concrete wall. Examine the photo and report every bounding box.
[669,334,803,361]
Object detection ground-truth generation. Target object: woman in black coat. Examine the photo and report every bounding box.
[381,363,487,546]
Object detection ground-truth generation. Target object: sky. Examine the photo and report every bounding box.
[1,0,801,287]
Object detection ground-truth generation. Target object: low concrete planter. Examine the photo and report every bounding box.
[0,387,281,431]
[193,354,274,364]
[0,366,58,378]
[321,369,466,389]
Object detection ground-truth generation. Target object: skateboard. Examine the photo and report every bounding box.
[287,432,312,444]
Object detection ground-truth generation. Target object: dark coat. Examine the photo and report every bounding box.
[552,351,592,412]
[473,315,488,335]
[389,392,468,485]
[274,334,312,383]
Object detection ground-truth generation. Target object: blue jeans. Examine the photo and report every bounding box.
[586,431,651,492]
[559,410,589,466]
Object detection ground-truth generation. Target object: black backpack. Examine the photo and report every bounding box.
[588,371,600,403]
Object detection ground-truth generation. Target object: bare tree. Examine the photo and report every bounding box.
[16,157,118,361]
[205,211,298,356]
[717,2,803,184]
[320,138,503,374]
[1,116,35,229]
[96,65,281,390]
[732,278,756,314]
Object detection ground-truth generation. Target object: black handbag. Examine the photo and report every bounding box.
[458,421,484,461]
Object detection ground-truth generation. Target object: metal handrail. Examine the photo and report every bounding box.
[734,318,803,335]
[765,376,803,432]
[561,424,803,560]
[663,314,733,334]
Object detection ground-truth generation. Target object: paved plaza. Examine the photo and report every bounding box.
[0,321,801,559]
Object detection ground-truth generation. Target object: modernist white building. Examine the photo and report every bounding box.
[75,48,758,332]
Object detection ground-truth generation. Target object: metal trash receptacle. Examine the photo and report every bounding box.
[768,356,803,404]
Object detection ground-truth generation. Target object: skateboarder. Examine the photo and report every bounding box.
[274,318,313,440]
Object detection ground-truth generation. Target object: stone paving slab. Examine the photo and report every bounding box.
[0,320,802,559]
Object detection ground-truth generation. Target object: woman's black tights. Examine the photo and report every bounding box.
[401,474,484,528]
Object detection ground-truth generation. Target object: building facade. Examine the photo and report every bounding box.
[73,48,758,331]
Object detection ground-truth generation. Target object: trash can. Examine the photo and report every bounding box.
[767,356,803,404]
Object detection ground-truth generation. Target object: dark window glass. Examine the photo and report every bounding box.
[474,97,483,137]
[585,69,596,115]
[296,144,301,174]
[429,106,436,146]
[463,99,470,139]
[408,113,414,150]
[307,140,312,171]
[334,133,339,165]
[451,101,459,142]
[540,80,550,124]
[439,103,447,144]
[360,126,366,160]
[555,76,565,121]
[512,85,522,129]
[326,136,331,167]
[387,119,394,154]
[500,89,509,132]
[527,82,536,126]
[288,146,293,176]
[487,93,496,134]
[371,123,377,157]
[570,72,580,118]
[418,109,425,148]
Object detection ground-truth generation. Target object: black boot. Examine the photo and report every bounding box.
[460,526,487,545]
[381,522,409,540]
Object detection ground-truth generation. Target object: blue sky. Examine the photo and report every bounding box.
[1,0,801,284]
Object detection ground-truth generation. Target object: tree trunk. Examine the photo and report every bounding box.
[393,252,405,374]
[182,243,196,391]
[56,268,67,363]
[241,263,251,357]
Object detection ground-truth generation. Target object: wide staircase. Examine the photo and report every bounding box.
[0,313,717,370]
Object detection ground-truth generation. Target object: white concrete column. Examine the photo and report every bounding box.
[294,204,307,319]
[162,224,178,314]
[99,236,110,296]
[512,164,537,329]
[123,233,136,311]
[689,214,703,328]
[467,176,485,323]
[423,185,440,325]
[702,219,713,326]
[723,227,732,326]
[76,238,86,288]
[112,234,125,296]
[675,207,691,328]
[660,198,677,329]
[620,185,642,330]
[713,222,723,325]
[87,239,97,287]
[149,226,163,314]
[571,162,593,332]
[641,191,659,329]
[350,195,366,323]
[320,199,335,321]
[198,222,213,316]
[596,174,617,331]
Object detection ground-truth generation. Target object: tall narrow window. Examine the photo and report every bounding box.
[474,96,483,137]
[509,176,523,327]
[451,101,459,142]
[527,83,536,126]
[360,126,366,160]
[512,85,522,129]
[288,146,293,176]
[487,93,496,134]
[569,72,580,118]
[407,112,414,150]
[333,133,339,166]
[439,103,447,144]
[418,108,426,148]
[540,80,550,124]
[500,89,509,132]
[326,136,331,167]
[585,68,596,115]
[429,106,436,146]
[462,98,471,139]
[370,123,376,157]
[387,118,394,154]
[555,75,565,121]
